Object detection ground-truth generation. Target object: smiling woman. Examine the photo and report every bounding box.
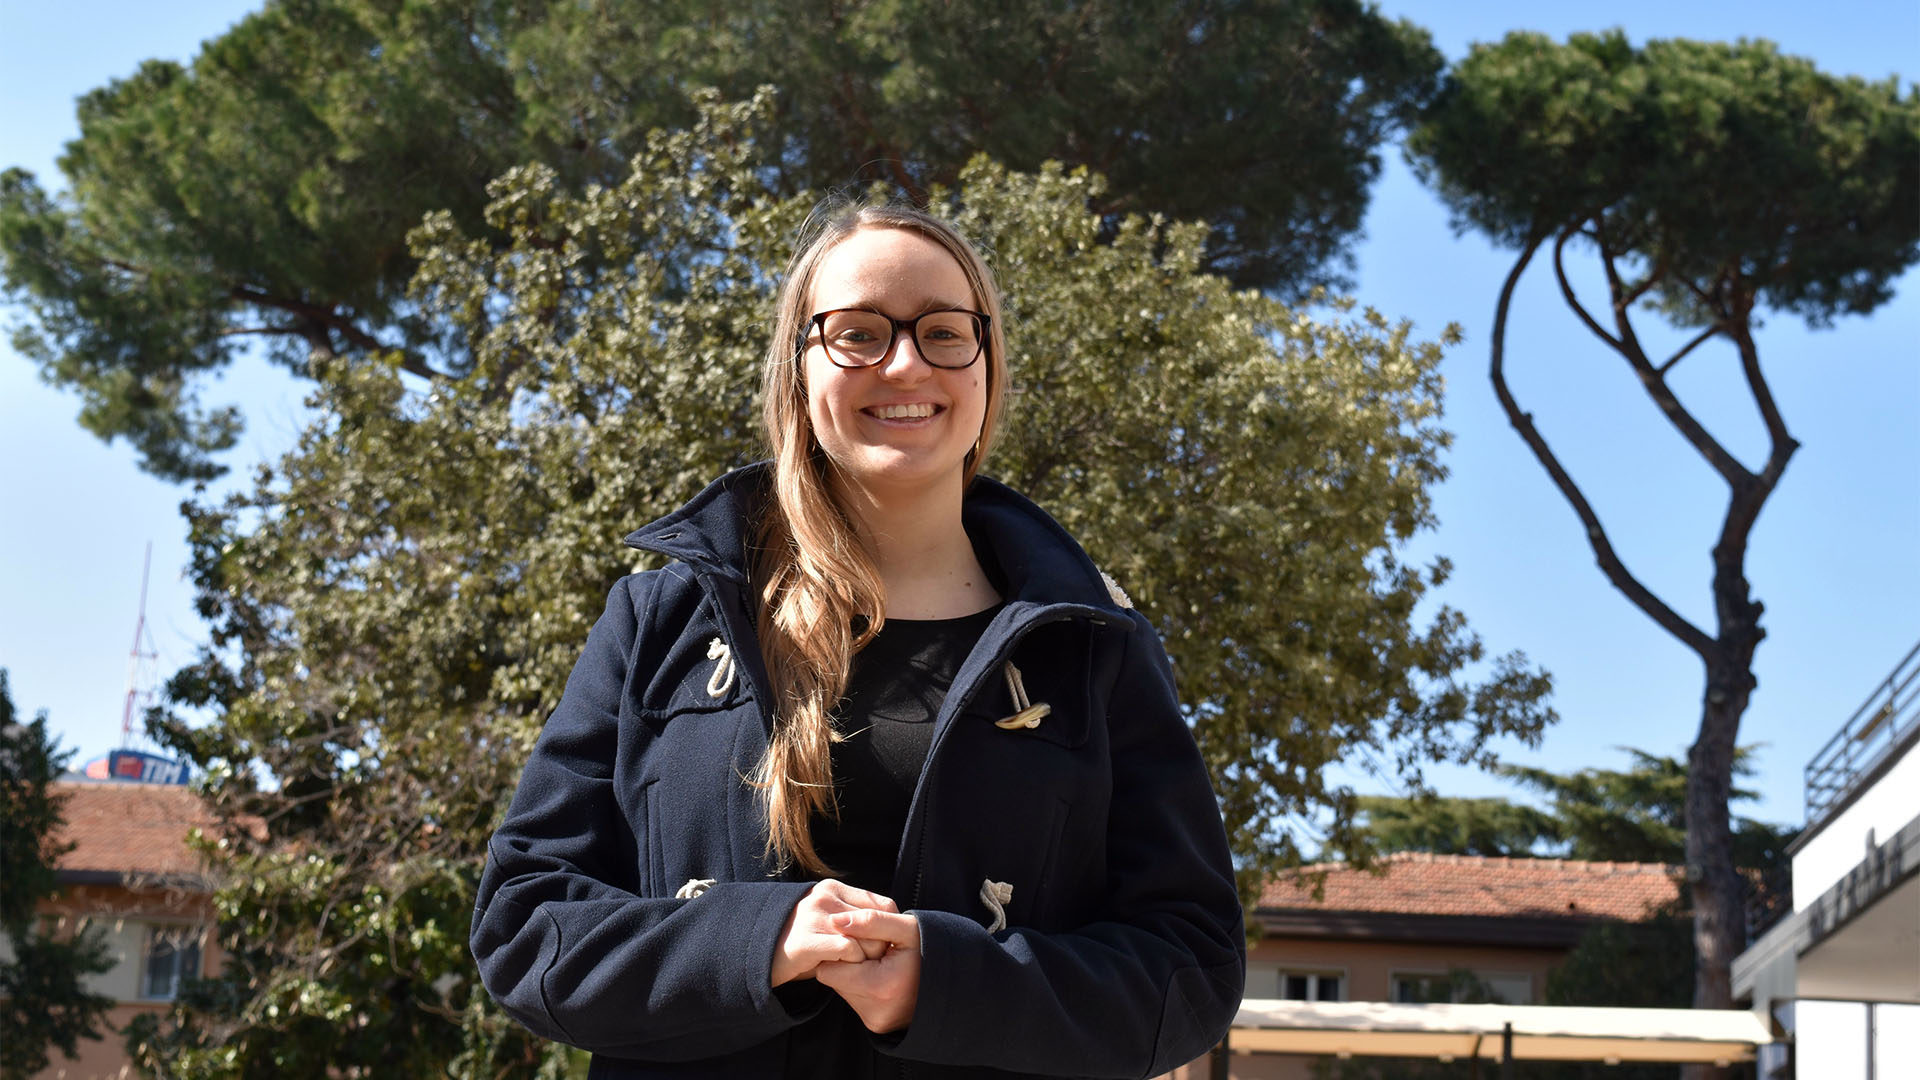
[469,202,1247,1078]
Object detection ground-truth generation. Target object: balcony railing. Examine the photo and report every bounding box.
[1804,637,1920,824]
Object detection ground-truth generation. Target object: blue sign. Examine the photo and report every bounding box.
[82,750,191,785]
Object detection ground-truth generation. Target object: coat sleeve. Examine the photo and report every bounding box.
[883,611,1246,1078]
[470,574,824,1060]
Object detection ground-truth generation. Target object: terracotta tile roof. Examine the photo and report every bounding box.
[52,779,215,880]
[1258,852,1680,922]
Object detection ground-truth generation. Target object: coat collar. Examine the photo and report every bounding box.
[623,461,1127,615]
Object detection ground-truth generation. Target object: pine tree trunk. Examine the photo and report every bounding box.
[1681,558,1765,1080]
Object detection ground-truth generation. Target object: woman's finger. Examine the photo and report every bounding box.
[830,909,920,949]
[823,931,869,966]
[817,879,899,914]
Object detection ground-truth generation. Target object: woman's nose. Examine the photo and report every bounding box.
[877,333,933,379]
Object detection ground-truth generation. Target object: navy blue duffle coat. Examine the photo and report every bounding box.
[471,464,1246,1078]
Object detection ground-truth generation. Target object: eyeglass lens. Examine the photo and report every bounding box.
[817,310,983,368]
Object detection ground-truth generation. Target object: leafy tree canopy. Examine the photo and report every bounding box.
[0,671,115,1080]
[1353,792,1556,857]
[1407,30,1919,326]
[1359,746,1796,871]
[132,93,1550,1075]
[1,0,1442,482]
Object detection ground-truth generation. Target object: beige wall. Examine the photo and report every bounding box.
[29,1002,167,1080]
[1248,935,1564,1006]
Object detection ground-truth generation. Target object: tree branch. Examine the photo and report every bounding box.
[218,324,304,338]
[1551,229,1623,353]
[1695,297,1795,711]
[1588,235,1751,487]
[1621,254,1669,308]
[1492,232,1715,661]
[1680,268,1731,322]
[1657,325,1719,377]
[1729,306,1799,495]
[1593,222,1656,368]
[228,286,447,382]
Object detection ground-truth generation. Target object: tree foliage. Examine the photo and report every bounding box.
[133,94,1551,1075]
[1359,746,1797,870]
[1405,29,1919,1020]
[0,671,115,1080]
[1,0,1441,482]
[1355,792,1556,857]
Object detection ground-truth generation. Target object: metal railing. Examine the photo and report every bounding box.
[1804,637,1920,824]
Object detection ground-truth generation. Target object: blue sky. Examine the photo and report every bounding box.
[2,0,1915,830]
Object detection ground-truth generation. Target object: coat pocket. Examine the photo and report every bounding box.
[641,778,663,898]
[1027,793,1075,930]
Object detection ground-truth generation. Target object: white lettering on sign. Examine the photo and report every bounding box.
[141,758,187,785]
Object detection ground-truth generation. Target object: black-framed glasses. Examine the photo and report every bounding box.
[801,308,990,370]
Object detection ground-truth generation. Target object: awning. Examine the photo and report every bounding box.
[1231,1000,1772,1065]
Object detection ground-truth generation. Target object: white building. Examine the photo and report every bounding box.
[1733,639,1920,1079]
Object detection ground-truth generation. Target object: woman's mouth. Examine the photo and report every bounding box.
[865,403,941,421]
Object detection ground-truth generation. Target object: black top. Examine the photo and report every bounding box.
[791,604,1003,1078]
[812,604,1003,896]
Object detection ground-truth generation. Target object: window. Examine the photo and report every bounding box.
[1278,970,1345,1002]
[1481,972,1533,1005]
[141,925,203,1000]
[1392,972,1454,1004]
[1390,969,1534,1006]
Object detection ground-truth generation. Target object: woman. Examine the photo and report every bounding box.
[472,205,1245,1078]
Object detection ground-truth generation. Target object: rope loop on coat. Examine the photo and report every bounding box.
[675,878,717,899]
[705,638,736,699]
[995,662,1050,729]
[979,878,1014,933]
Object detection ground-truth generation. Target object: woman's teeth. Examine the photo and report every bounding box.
[870,403,936,420]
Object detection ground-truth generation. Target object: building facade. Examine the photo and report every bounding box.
[1733,640,1920,1079]
[1223,852,1681,1079]
[12,779,220,1080]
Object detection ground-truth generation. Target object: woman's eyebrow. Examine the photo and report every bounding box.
[834,297,973,316]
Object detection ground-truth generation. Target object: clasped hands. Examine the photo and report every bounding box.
[771,879,920,1034]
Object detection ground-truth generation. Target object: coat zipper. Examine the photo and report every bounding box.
[902,608,1110,912]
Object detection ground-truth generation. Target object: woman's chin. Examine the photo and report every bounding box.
[830,448,968,499]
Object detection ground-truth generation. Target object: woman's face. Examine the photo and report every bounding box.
[802,226,987,502]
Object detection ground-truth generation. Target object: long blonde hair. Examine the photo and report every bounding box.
[753,204,1009,876]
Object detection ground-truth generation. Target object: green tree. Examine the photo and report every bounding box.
[1405,30,1920,1025]
[1355,793,1556,856]
[0,670,115,1080]
[131,93,1550,1075]
[1362,747,1798,865]
[1,0,1441,483]
[1502,748,1796,871]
